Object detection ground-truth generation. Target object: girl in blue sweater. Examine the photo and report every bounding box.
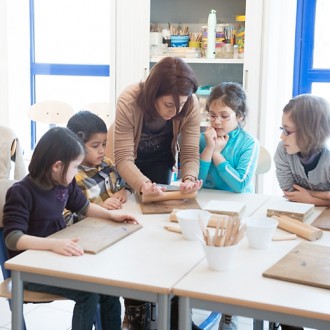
[199,82,259,193]
[199,82,259,330]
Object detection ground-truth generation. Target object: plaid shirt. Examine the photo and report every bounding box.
[75,157,129,204]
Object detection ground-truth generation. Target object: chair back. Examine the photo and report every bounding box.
[83,102,114,126]
[0,126,27,180]
[0,179,16,280]
[255,145,271,175]
[28,100,75,124]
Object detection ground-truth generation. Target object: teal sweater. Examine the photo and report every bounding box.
[199,128,259,193]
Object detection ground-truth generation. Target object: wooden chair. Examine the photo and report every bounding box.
[0,179,102,329]
[27,100,75,125]
[255,145,271,175]
[83,102,114,127]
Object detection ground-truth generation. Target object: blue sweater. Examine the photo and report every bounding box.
[199,128,259,193]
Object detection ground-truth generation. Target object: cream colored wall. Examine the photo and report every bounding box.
[0,1,9,126]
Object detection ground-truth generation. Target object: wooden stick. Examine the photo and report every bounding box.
[272,234,297,241]
[164,225,182,234]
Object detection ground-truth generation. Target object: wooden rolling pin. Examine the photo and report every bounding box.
[271,215,323,241]
[170,208,237,228]
[141,191,197,203]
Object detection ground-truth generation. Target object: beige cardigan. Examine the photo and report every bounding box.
[0,126,26,180]
[110,83,201,193]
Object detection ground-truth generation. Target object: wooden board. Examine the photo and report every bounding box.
[138,195,201,214]
[263,242,330,289]
[312,207,330,230]
[49,217,142,254]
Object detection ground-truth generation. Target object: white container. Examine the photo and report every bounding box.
[202,243,238,271]
[176,209,211,241]
[245,217,278,249]
[206,9,217,59]
[150,32,163,46]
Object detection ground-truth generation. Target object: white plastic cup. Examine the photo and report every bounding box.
[202,243,238,271]
[245,217,278,249]
[176,209,211,241]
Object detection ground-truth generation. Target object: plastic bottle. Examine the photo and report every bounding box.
[206,9,217,59]
[235,15,245,58]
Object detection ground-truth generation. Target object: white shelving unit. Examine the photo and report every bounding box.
[150,57,244,64]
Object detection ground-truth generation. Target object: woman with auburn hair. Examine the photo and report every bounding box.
[108,56,202,330]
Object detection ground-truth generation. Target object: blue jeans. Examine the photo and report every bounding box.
[24,282,121,330]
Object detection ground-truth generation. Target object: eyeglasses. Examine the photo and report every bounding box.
[207,113,236,122]
[279,126,296,136]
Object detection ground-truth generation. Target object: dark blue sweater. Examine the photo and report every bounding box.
[3,176,89,258]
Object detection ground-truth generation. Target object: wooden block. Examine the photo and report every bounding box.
[267,201,314,222]
[202,200,245,217]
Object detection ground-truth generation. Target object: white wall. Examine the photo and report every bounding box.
[257,0,297,194]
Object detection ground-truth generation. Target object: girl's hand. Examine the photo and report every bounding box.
[110,213,139,224]
[112,188,130,203]
[140,181,166,197]
[50,237,84,256]
[283,184,314,203]
[213,135,229,153]
[204,127,217,148]
[180,179,203,194]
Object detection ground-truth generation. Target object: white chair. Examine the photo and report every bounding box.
[27,100,75,125]
[0,126,27,180]
[83,102,114,126]
[255,145,271,175]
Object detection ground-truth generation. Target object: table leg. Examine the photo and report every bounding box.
[158,294,170,330]
[253,319,264,330]
[11,270,24,330]
[179,297,191,329]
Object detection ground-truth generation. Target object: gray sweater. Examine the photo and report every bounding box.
[274,141,330,192]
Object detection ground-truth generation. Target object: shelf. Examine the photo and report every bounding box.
[150,57,244,64]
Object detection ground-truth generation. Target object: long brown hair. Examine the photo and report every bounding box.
[137,57,198,121]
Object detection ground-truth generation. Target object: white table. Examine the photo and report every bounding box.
[174,196,330,330]
[5,190,272,330]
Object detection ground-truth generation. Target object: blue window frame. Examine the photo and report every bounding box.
[29,0,110,148]
[293,0,330,96]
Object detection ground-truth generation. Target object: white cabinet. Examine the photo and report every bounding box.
[116,0,263,138]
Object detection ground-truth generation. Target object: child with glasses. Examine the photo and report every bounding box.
[199,82,259,194]
[274,94,330,207]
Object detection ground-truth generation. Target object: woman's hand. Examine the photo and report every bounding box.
[50,237,84,256]
[180,179,203,194]
[101,197,123,210]
[140,181,166,197]
[109,213,139,224]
